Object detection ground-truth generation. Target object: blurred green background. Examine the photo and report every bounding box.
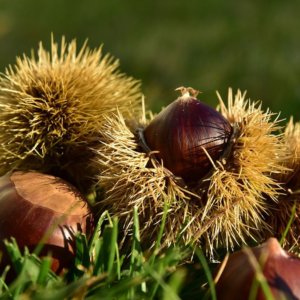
[0,0,300,120]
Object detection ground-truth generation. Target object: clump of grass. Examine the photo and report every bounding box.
[0,210,207,299]
[1,208,291,299]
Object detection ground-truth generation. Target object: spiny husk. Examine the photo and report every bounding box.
[267,119,300,250]
[0,36,142,190]
[278,118,300,182]
[94,112,195,247]
[95,89,286,254]
[195,89,286,252]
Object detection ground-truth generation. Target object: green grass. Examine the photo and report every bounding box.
[0,207,296,300]
[0,209,214,299]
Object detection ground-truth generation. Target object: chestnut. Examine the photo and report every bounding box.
[215,238,300,300]
[142,87,233,183]
[0,171,94,274]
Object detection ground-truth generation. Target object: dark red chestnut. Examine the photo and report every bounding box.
[142,87,232,183]
[0,171,93,273]
[215,238,300,300]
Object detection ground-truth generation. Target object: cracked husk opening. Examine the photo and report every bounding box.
[94,89,287,255]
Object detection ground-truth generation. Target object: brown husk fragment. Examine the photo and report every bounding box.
[0,36,142,192]
[94,89,286,254]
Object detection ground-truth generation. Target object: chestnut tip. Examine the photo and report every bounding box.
[175,86,201,98]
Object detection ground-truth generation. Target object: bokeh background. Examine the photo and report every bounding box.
[0,0,300,120]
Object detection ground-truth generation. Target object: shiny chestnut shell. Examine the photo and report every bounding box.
[143,91,232,183]
[0,171,93,273]
[215,238,300,300]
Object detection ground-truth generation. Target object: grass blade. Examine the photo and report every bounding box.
[195,248,216,300]
[36,257,52,286]
[104,217,118,276]
[162,268,186,300]
[280,202,296,245]
[149,200,169,266]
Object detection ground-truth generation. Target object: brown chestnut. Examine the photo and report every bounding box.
[0,171,93,273]
[215,238,300,300]
[142,87,232,183]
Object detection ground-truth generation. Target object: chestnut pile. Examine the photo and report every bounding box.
[0,36,300,298]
